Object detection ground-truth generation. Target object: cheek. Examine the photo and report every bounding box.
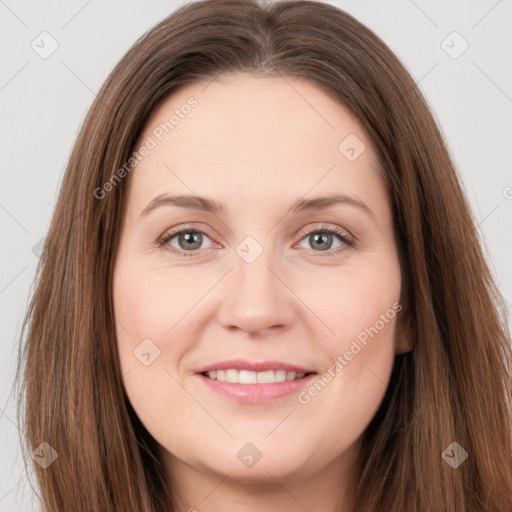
[300,258,401,352]
[294,266,400,447]
[112,262,199,369]
[112,263,195,444]
[112,259,210,437]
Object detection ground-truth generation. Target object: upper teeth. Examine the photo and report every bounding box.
[207,369,306,384]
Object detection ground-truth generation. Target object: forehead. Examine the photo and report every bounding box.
[125,72,385,217]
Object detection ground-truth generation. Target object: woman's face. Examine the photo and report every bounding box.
[113,73,410,492]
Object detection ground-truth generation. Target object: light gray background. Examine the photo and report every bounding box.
[1,1,511,510]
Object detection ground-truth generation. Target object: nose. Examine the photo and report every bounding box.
[217,249,296,337]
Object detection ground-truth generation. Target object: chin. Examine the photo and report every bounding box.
[193,438,316,482]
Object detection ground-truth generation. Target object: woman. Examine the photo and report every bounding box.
[16,0,512,510]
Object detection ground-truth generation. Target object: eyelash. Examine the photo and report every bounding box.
[156,224,355,258]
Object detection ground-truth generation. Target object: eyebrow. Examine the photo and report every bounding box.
[139,193,374,219]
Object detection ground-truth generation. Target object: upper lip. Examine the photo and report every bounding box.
[195,359,316,374]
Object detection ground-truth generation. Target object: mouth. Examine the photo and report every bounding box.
[194,359,318,403]
[201,369,316,384]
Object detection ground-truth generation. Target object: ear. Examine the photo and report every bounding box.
[394,299,413,355]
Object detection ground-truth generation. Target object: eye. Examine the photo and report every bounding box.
[158,227,215,257]
[296,225,355,255]
[157,224,355,257]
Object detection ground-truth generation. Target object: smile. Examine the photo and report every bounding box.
[202,369,311,384]
[194,360,318,403]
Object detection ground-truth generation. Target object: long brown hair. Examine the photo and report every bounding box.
[15,0,512,510]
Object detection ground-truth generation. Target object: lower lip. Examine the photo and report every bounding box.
[197,373,317,404]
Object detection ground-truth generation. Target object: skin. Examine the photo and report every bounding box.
[112,72,411,512]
